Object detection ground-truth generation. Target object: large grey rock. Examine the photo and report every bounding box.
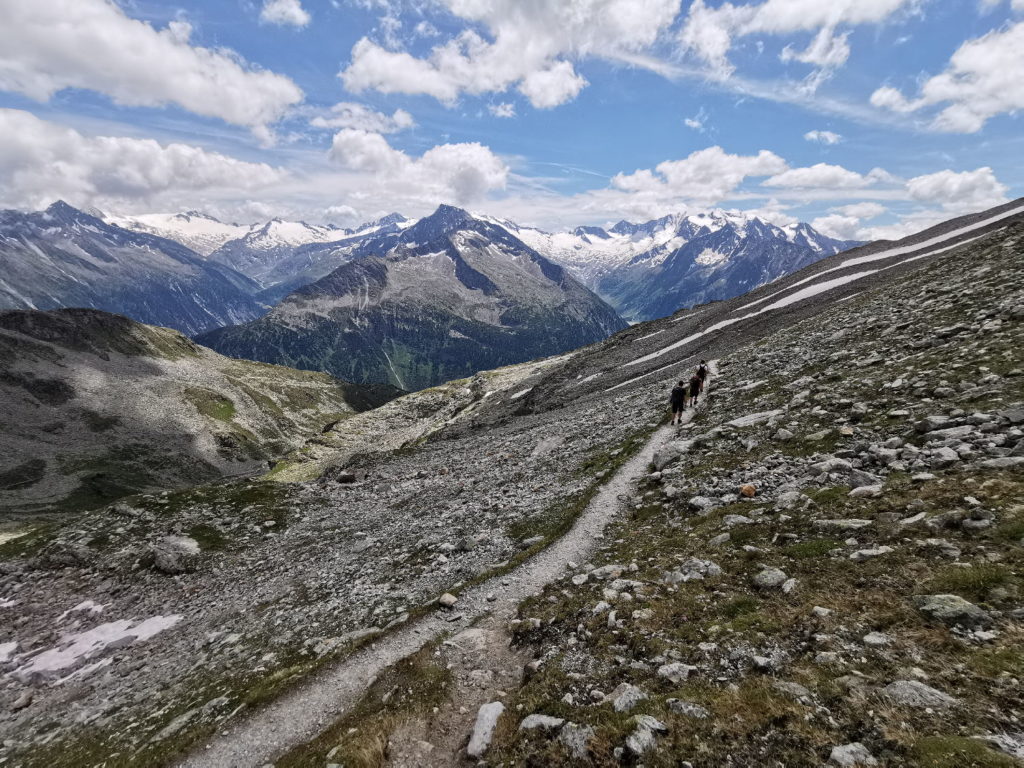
[608,682,647,712]
[913,594,992,628]
[881,680,958,709]
[830,742,879,766]
[150,535,201,574]
[752,567,788,589]
[657,662,697,684]
[467,701,504,757]
[625,715,668,756]
[558,723,595,759]
[727,410,783,428]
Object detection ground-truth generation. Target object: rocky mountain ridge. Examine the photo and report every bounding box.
[502,209,861,321]
[0,203,266,336]
[197,204,627,391]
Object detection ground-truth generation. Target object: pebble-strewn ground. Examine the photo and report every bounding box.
[0,216,1021,767]
[489,223,1024,766]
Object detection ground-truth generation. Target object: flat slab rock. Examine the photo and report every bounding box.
[881,680,958,709]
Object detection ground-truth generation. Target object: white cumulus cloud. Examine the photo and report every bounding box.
[611,146,788,204]
[870,21,1024,133]
[763,162,876,189]
[260,0,311,27]
[328,129,509,203]
[905,167,1009,211]
[489,102,517,118]
[310,103,415,133]
[0,109,285,212]
[680,0,918,82]
[0,0,304,133]
[341,0,681,109]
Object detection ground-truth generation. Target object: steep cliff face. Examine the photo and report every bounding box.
[198,205,627,391]
[0,308,397,515]
[0,203,265,335]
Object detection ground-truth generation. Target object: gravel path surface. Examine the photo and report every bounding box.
[178,389,710,768]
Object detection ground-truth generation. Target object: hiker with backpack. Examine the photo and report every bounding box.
[697,360,709,392]
[688,371,703,407]
[670,380,688,425]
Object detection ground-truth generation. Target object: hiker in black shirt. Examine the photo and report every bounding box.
[688,372,703,407]
[669,381,688,425]
[697,360,709,392]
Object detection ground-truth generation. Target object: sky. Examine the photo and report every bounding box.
[0,0,1022,240]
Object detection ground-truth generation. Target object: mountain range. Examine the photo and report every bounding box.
[0,203,265,336]
[0,200,862,388]
[502,210,861,321]
[197,205,627,391]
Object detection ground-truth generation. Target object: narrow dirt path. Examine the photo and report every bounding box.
[178,379,710,768]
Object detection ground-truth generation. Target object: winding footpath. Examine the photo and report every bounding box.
[178,372,712,768]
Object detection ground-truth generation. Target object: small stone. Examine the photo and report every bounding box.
[667,699,710,718]
[739,484,757,498]
[519,714,565,731]
[438,593,458,608]
[863,631,892,647]
[657,662,698,684]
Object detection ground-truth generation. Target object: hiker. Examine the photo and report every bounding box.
[697,360,709,392]
[688,371,703,407]
[670,380,688,425]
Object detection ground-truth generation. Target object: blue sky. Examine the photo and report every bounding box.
[0,0,1022,240]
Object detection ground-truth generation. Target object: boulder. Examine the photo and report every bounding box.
[913,594,992,628]
[752,567,788,590]
[150,536,201,575]
[881,680,958,709]
[467,701,504,757]
[829,742,879,767]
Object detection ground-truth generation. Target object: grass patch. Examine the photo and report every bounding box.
[784,539,843,559]
[188,523,228,551]
[912,736,1018,768]
[925,563,1015,602]
[275,644,452,768]
[185,387,236,422]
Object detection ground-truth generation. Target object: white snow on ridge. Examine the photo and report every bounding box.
[608,225,997,386]
[106,212,250,256]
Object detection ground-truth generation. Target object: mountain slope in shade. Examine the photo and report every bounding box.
[198,205,627,391]
[0,308,399,515]
[0,202,266,336]
[503,210,861,321]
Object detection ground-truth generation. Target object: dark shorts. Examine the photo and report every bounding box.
[671,402,685,414]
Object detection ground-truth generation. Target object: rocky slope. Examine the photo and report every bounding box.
[504,210,861,322]
[0,308,396,518]
[197,205,627,390]
[0,199,1020,768]
[0,203,265,336]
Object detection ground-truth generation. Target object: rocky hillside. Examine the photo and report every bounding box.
[0,203,265,336]
[197,205,627,390]
[504,210,861,322]
[0,199,1020,768]
[0,308,396,518]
